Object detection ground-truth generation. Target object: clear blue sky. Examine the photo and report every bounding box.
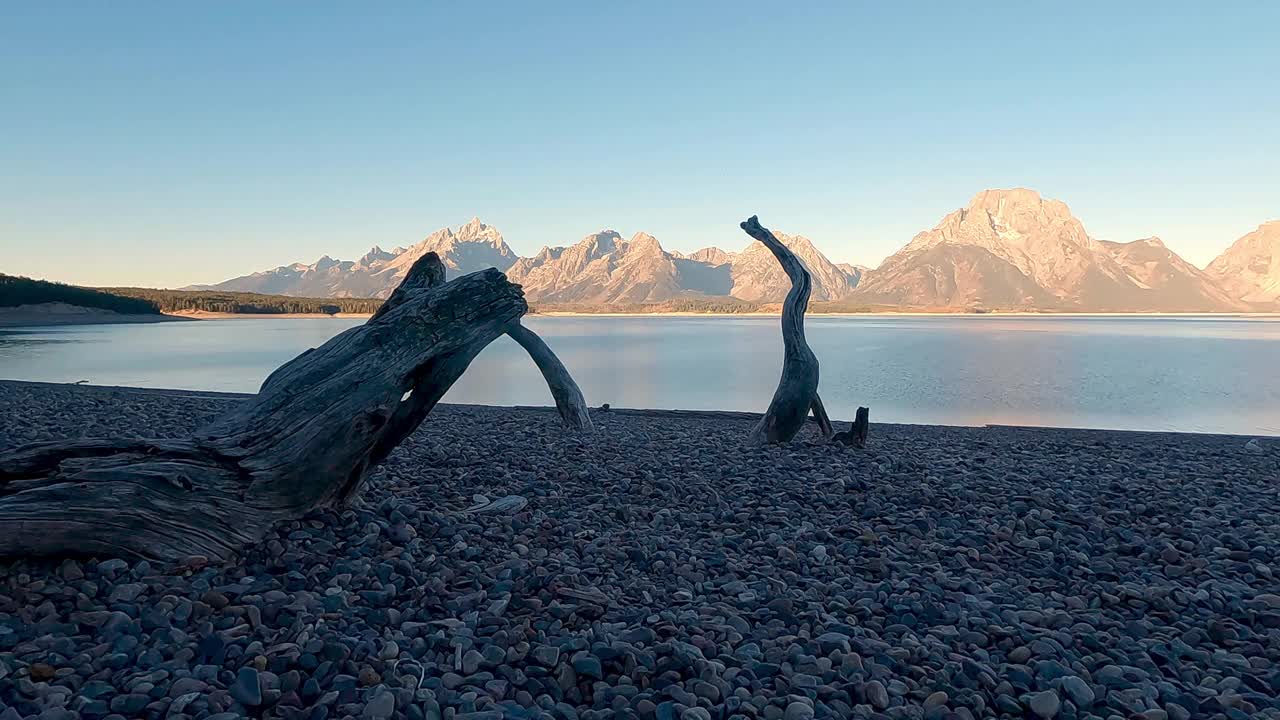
[3,2,1277,287]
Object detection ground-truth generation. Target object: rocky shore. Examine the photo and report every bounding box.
[1,381,1278,720]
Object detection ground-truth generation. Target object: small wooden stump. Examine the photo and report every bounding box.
[833,406,870,448]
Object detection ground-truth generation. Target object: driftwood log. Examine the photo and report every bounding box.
[506,322,593,432]
[741,215,836,444]
[0,255,536,561]
[378,254,591,432]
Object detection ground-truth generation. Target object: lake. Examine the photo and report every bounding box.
[1,316,1277,436]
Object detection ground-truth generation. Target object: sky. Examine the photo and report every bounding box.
[2,2,1278,287]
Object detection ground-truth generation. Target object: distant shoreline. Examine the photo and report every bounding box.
[3,304,1278,328]
[163,309,375,320]
[0,303,189,328]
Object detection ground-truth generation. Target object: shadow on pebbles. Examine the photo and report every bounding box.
[1,382,1279,720]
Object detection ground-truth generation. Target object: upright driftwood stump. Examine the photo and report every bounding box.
[741,215,837,444]
[833,406,870,448]
[0,255,530,561]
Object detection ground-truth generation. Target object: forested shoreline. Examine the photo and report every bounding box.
[1,274,161,315]
[104,286,384,315]
[2,275,383,315]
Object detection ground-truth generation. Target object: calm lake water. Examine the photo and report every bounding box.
[1,316,1277,436]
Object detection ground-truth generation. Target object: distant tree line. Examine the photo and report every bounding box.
[1,274,385,316]
[0,274,161,314]
[103,288,385,315]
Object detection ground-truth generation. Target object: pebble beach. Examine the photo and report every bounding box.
[1,380,1278,720]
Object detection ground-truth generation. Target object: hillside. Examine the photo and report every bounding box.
[1,274,161,315]
[0,275,385,325]
[1206,221,1280,306]
[850,189,1251,312]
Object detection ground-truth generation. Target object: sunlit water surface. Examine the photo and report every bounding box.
[1,316,1277,436]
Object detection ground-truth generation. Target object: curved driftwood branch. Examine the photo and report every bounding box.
[741,215,822,444]
[810,393,835,441]
[506,322,593,432]
[0,256,527,561]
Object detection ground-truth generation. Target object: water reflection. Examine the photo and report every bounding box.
[1,316,1277,435]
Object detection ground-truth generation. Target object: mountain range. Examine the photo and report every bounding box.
[190,190,1280,312]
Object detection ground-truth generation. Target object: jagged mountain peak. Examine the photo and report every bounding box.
[582,230,622,253]
[625,231,663,253]
[454,216,506,246]
[381,219,517,285]
[358,246,395,267]
[967,187,1072,218]
[406,217,506,253]
[312,256,342,272]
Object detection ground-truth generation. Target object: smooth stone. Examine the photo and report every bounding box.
[784,701,815,720]
[1060,676,1094,708]
[1028,690,1060,719]
[230,666,264,707]
[362,688,396,720]
[864,680,889,710]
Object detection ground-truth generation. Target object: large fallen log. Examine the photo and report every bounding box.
[741,215,832,444]
[0,255,527,561]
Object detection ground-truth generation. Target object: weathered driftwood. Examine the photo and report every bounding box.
[0,256,528,561]
[810,393,835,441]
[506,322,593,432]
[833,406,870,448]
[465,494,529,515]
[383,251,590,431]
[741,215,825,444]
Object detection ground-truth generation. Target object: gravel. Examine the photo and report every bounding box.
[1,380,1279,719]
